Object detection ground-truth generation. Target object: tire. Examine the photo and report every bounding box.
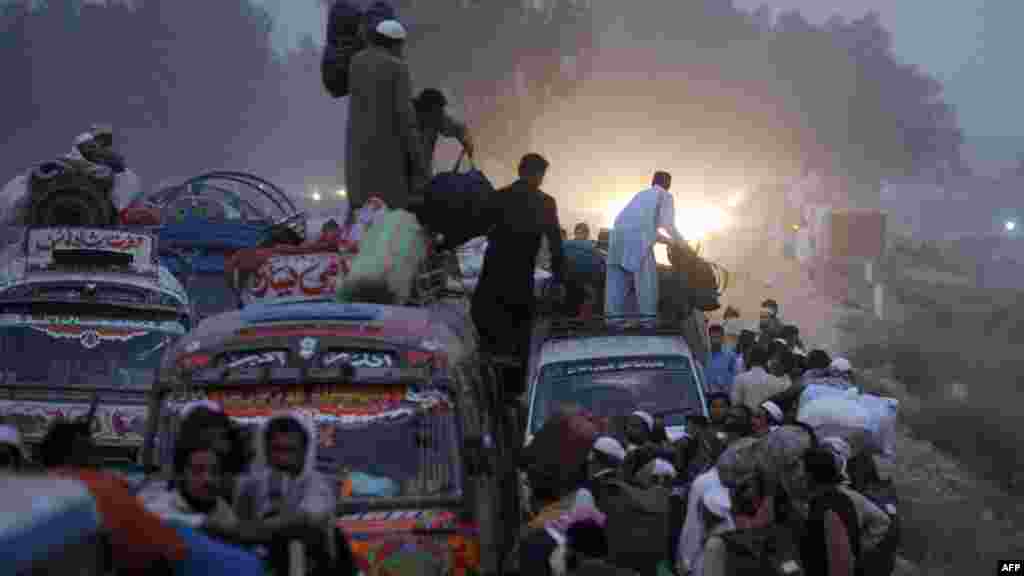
[25,159,117,227]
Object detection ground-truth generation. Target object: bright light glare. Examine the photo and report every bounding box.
[1006,220,1016,232]
[726,188,746,208]
[311,192,322,202]
[678,204,732,241]
[603,199,732,244]
[336,188,347,198]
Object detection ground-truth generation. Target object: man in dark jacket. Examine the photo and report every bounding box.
[472,153,565,399]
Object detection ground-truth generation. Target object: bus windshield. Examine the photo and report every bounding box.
[0,314,185,389]
[529,355,706,434]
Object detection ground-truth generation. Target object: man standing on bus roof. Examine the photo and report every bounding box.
[605,171,686,320]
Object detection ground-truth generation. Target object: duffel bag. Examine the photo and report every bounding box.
[719,524,804,576]
[599,480,670,574]
[337,208,428,305]
[414,150,496,251]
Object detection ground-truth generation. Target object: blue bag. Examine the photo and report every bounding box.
[322,1,398,98]
[416,150,496,251]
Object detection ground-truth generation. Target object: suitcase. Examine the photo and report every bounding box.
[337,209,428,305]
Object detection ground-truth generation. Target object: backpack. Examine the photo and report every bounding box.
[719,524,805,576]
[596,480,670,574]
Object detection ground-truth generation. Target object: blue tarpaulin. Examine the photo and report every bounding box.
[156,217,268,253]
[154,217,268,276]
[171,524,267,576]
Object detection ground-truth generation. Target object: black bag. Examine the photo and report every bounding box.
[415,151,496,251]
[657,263,692,323]
[719,525,805,576]
[597,480,670,574]
[666,242,720,312]
[857,488,900,576]
[321,1,365,98]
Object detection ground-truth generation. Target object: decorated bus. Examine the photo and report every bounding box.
[0,225,190,464]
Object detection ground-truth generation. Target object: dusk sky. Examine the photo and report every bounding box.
[264,1,1018,173]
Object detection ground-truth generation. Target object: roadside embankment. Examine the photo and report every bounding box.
[859,368,1024,574]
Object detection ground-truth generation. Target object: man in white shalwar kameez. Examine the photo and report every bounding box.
[605,171,686,320]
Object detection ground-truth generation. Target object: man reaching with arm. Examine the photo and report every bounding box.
[605,171,687,320]
[413,88,474,177]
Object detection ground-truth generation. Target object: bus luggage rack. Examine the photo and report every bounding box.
[544,314,684,342]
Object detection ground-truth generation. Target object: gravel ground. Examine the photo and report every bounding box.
[867,373,1024,575]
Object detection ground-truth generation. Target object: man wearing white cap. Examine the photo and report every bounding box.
[820,357,857,391]
[677,467,734,576]
[751,400,784,435]
[637,458,677,488]
[588,436,626,481]
[625,410,654,452]
[345,17,425,212]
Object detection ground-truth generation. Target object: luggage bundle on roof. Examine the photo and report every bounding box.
[229,198,451,308]
[19,158,118,228]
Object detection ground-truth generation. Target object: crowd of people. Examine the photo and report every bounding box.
[0,403,356,576]
[518,298,897,576]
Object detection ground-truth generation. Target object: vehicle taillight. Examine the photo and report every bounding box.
[178,353,212,370]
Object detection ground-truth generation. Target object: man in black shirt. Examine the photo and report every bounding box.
[472,153,565,398]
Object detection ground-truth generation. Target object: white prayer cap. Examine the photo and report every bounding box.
[702,481,732,518]
[591,436,626,462]
[375,19,407,40]
[75,132,94,146]
[631,410,654,431]
[760,401,784,424]
[645,458,678,479]
[830,358,853,373]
